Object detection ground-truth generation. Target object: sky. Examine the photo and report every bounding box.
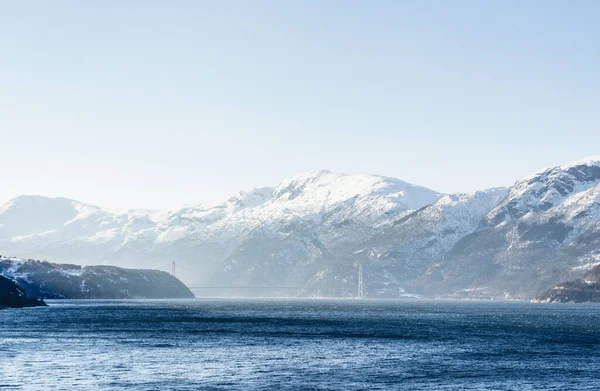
[1,1,598,209]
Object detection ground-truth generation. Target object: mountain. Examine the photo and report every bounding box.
[428,156,600,298]
[535,264,600,303]
[1,158,600,299]
[0,171,442,290]
[352,188,510,294]
[0,256,194,299]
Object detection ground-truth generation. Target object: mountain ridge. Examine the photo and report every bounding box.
[1,158,600,299]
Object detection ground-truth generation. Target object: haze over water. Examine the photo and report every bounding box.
[1,299,599,390]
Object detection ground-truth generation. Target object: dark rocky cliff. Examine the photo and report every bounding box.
[0,275,45,308]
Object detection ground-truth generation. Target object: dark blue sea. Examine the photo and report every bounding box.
[1,299,599,390]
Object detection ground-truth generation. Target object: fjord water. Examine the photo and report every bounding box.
[1,299,599,390]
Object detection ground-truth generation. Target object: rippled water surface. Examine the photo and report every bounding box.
[1,299,600,390]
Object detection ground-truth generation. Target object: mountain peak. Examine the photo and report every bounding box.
[280,169,334,184]
[530,156,600,178]
[487,155,600,226]
[1,195,100,211]
[560,155,600,170]
[271,170,442,211]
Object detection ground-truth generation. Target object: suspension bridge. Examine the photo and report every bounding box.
[169,261,379,298]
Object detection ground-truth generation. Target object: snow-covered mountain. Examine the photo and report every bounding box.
[429,156,600,298]
[1,158,600,299]
[0,170,442,289]
[354,188,510,292]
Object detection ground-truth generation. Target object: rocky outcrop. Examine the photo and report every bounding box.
[535,264,600,303]
[0,257,194,299]
[0,275,45,308]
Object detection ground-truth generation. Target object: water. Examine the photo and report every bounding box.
[1,299,599,390]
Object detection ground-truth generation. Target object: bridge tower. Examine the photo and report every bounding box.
[357,263,364,298]
[171,261,176,277]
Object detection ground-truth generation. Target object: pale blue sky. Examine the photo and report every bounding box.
[1,1,598,209]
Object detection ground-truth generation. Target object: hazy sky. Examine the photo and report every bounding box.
[1,1,598,209]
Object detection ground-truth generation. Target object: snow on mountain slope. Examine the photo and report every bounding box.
[432,156,600,298]
[153,170,443,286]
[2,158,599,299]
[0,196,104,237]
[271,170,441,212]
[355,188,509,287]
[0,171,443,287]
[487,156,600,226]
